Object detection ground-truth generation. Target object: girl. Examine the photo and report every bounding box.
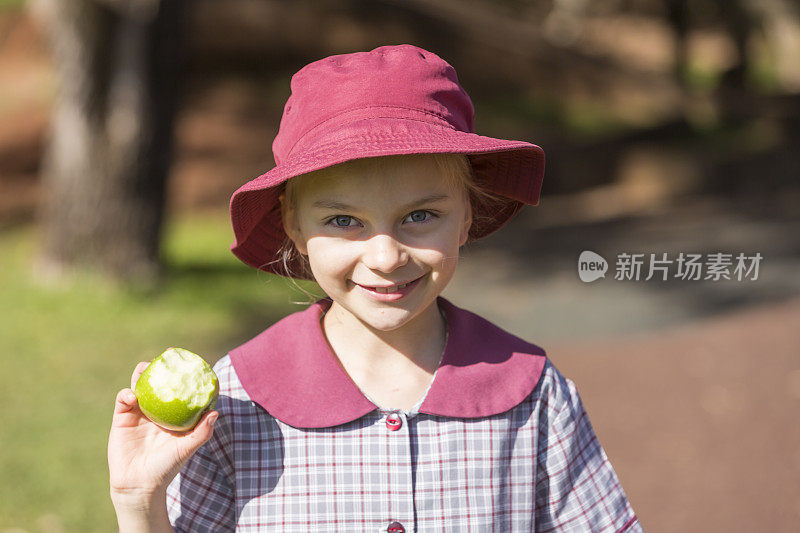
[108,44,643,532]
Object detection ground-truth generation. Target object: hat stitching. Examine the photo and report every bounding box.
[285,104,463,159]
[237,134,540,197]
[235,137,539,205]
[283,127,534,167]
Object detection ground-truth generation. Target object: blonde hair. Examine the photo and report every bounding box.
[274,152,503,282]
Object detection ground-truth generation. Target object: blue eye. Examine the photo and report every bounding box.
[329,215,357,228]
[404,210,434,223]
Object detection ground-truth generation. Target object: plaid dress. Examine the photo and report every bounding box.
[166,297,643,532]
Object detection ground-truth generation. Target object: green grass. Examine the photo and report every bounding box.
[0,0,25,10]
[0,209,320,532]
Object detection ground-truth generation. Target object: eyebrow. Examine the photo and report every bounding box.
[311,193,452,211]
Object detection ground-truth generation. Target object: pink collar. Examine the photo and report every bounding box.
[229,297,547,428]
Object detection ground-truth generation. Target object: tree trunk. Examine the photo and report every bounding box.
[666,0,690,91]
[30,0,187,287]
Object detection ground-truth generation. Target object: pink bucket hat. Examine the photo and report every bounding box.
[229,44,545,278]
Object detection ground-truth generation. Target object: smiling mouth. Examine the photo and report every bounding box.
[356,276,422,293]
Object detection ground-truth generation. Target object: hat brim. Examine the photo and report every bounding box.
[229,118,545,279]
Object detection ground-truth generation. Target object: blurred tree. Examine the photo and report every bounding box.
[29,0,187,287]
[714,0,759,92]
[666,0,690,91]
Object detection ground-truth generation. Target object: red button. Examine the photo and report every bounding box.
[387,521,405,532]
[386,412,402,431]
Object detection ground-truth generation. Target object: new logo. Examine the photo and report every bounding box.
[578,251,608,282]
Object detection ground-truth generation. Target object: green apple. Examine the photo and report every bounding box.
[134,347,219,432]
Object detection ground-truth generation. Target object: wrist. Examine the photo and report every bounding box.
[111,487,173,532]
[111,485,166,509]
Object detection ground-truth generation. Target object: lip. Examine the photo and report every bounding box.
[354,275,424,302]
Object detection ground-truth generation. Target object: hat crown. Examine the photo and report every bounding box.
[272,44,475,165]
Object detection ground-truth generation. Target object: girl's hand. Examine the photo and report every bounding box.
[108,361,218,507]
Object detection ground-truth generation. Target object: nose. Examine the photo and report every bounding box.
[362,233,409,273]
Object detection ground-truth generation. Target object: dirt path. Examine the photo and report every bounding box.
[545,296,800,532]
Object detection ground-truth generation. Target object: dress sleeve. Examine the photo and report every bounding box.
[534,363,644,532]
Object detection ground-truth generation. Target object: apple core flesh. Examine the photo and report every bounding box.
[135,348,219,431]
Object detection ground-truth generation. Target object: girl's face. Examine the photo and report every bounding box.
[282,156,472,332]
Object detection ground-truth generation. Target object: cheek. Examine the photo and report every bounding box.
[415,234,461,272]
[306,237,357,276]
[429,220,465,256]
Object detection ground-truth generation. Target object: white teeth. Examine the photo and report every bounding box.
[368,281,411,293]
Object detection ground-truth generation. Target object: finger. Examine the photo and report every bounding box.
[113,388,138,415]
[180,411,218,455]
[130,361,151,390]
[193,410,218,441]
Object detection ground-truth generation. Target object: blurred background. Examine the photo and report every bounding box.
[1,0,798,531]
